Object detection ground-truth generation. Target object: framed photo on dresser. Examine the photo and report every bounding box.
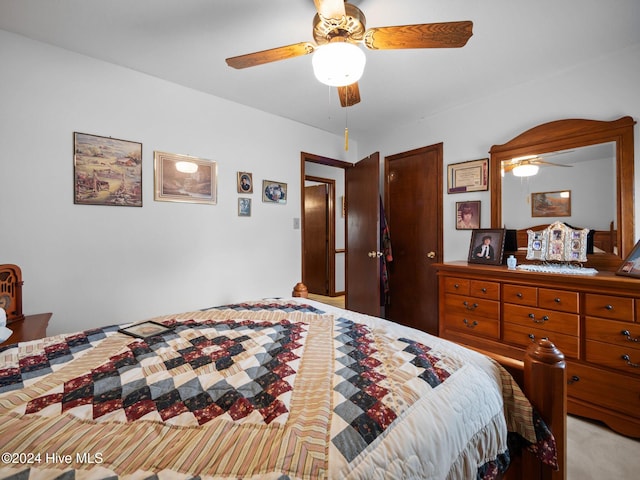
[616,239,640,278]
[467,229,506,265]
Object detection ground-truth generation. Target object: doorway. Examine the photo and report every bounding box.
[301,153,351,297]
[303,178,334,295]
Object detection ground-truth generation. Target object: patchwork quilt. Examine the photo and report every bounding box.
[0,299,556,479]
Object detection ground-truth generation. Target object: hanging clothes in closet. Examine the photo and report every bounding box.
[379,196,393,306]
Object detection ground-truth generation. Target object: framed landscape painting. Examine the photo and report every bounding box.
[154,151,217,204]
[74,132,142,206]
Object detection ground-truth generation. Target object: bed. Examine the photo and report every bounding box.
[0,283,565,480]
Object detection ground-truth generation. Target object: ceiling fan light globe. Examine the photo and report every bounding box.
[512,164,539,177]
[312,42,366,87]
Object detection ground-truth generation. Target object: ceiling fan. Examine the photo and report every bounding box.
[225,0,473,107]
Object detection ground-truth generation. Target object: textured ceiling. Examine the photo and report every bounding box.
[1,0,639,139]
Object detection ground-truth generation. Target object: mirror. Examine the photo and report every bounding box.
[490,116,636,265]
[501,143,616,231]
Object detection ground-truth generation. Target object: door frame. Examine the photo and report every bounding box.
[304,176,335,295]
[300,152,353,296]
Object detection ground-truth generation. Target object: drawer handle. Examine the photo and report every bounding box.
[528,313,549,324]
[481,287,487,293]
[528,334,549,342]
[463,319,478,328]
[516,292,523,298]
[605,304,614,310]
[621,330,640,342]
[567,375,580,385]
[621,354,640,368]
[554,297,561,303]
[454,284,460,289]
[463,301,479,311]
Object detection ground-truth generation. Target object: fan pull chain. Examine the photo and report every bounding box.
[344,87,349,151]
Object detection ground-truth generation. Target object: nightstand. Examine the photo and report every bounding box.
[2,313,51,345]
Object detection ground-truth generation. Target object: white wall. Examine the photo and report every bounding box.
[363,44,640,261]
[0,30,357,335]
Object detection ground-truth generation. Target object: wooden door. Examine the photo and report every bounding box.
[303,184,329,294]
[345,152,381,316]
[384,144,443,334]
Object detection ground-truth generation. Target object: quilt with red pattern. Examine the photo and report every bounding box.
[0,299,556,479]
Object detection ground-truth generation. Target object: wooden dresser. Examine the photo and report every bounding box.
[436,261,640,438]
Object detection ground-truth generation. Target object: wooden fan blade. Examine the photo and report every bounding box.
[314,0,346,20]
[364,21,473,50]
[226,42,315,69]
[536,160,573,167]
[338,82,361,107]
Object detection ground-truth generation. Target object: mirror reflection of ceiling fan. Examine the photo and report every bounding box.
[225,0,473,107]
[503,151,575,177]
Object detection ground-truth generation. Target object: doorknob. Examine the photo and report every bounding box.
[427,251,436,259]
[368,251,383,258]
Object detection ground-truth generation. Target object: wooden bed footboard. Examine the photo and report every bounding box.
[291,283,566,480]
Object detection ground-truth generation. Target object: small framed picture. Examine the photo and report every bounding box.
[262,180,287,204]
[237,172,253,193]
[616,239,640,278]
[119,321,173,339]
[468,228,506,265]
[238,197,251,216]
[456,201,480,230]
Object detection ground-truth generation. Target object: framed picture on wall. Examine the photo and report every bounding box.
[238,197,251,216]
[73,132,142,207]
[262,180,287,204]
[467,228,506,265]
[237,172,253,193]
[447,158,489,193]
[154,151,217,204]
[456,201,480,230]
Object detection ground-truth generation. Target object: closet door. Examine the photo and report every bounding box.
[385,144,443,334]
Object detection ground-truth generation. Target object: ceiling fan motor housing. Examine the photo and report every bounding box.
[313,3,366,45]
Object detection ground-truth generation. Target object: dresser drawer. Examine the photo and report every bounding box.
[584,294,634,322]
[443,277,470,295]
[585,317,640,348]
[444,294,499,319]
[442,312,500,339]
[585,340,640,375]
[503,322,579,358]
[503,284,537,307]
[538,288,579,313]
[503,304,579,336]
[567,361,640,419]
[469,280,500,300]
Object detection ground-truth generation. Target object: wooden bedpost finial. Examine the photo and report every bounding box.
[527,338,565,366]
[524,338,567,480]
[292,282,308,298]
